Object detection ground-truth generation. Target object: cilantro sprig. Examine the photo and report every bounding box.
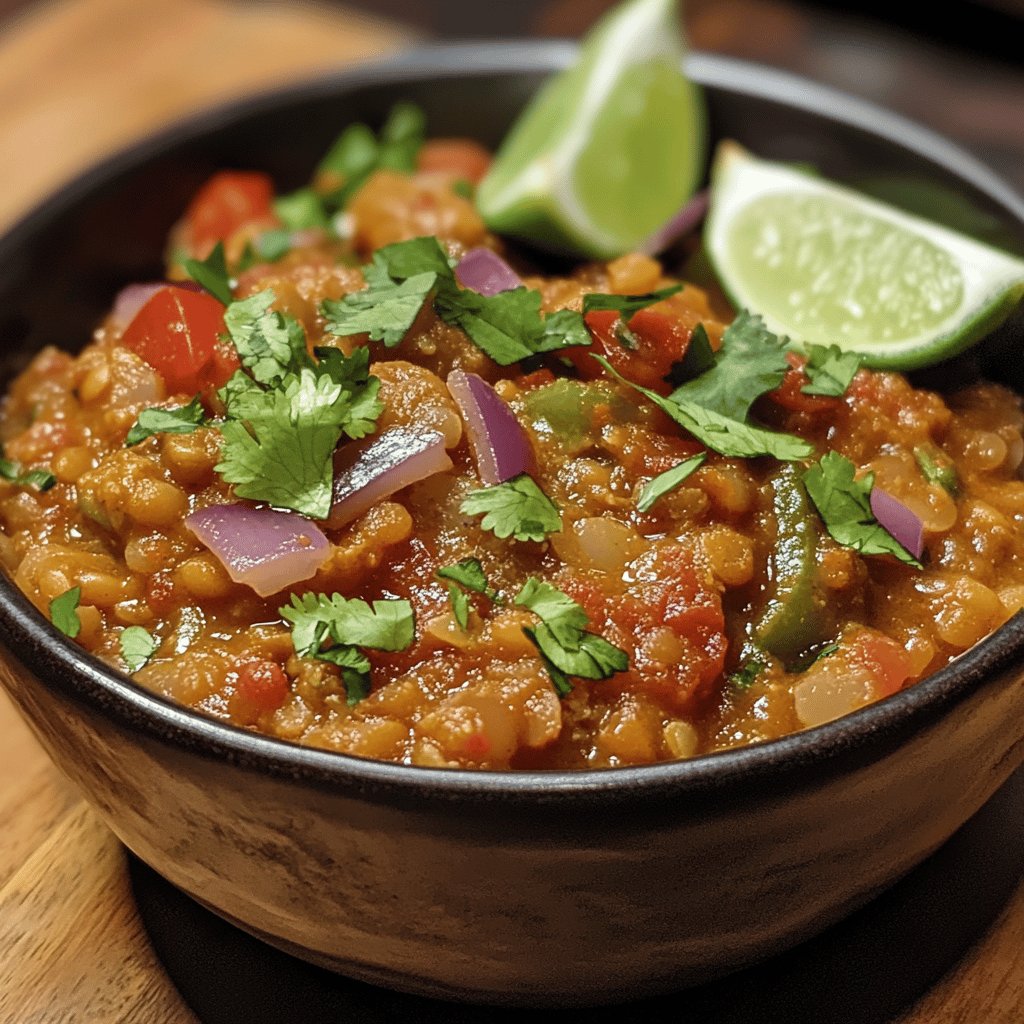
[581,285,681,319]
[594,355,812,461]
[461,474,562,542]
[280,592,415,704]
[803,452,922,567]
[322,236,590,365]
[514,578,628,696]
[636,453,706,513]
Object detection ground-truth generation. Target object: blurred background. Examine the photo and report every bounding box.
[0,0,1021,231]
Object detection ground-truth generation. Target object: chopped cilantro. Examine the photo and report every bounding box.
[323,236,590,364]
[273,187,330,231]
[224,289,313,386]
[515,578,628,696]
[675,322,715,380]
[183,241,233,305]
[437,558,500,631]
[670,310,789,421]
[436,557,498,599]
[50,586,81,639]
[581,285,682,319]
[239,229,293,270]
[280,592,415,705]
[120,626,157,672]
[0,457,56,492]
[317,102,425,208]
[803,452,922,567]
[461,474,562,542]
[914,445,960,497]
[636,453,706,513]
[594,355,812,461]
[729,652,768,689]
[802,345,862,397]
[216,367,380,519]
[125,397,207,447]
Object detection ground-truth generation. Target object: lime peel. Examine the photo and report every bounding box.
[706,142,1024,370]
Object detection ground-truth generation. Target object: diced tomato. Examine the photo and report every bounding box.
[766,353,845,415]
[850,630,915,698]
[568,308,693,391]
[231,659,290,722]
[416,138,493,183]
[121,285,229,395]
[184,171,275,255]
[515,368,556,391]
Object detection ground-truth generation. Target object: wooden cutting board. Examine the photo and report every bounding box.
[0,1,1022,1020]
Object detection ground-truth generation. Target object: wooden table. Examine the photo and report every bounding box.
[1,1,1023,1020]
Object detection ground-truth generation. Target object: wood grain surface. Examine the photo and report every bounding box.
[0,1,1022,1021]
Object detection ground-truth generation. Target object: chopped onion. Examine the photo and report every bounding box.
[455,248,522,296]
[185,503,330,597]
[112,280,204,331]
[447,370,535,485]
[327,428,453,529]
[641,189,710,255]
[870,486,925,558]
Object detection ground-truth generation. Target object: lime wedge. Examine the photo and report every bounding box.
[476,0,705,260]
[706,142,1024,370]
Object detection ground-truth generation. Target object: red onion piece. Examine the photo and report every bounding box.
[185,503,330,597]
[641,189,710,255]
[112,280,204,330]
[455,248,522,296]
[447,370,535,485]
[870,487,924,559]
[327,428,453,530]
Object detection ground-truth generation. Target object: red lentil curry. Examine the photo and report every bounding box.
[2,112,1023,770]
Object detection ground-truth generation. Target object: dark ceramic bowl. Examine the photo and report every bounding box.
[1,42,1023,1008]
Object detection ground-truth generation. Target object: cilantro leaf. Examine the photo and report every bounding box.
[914,445,960,497]
[636,453,706,513]
[125,397,207,447]
[120,626,157,672]
[273,187,330,231]
[321,268,438,347]
[239,229,293,270]
[224,289,314,386]
[436,558,498,599]
[313,347,383,439]
[434,285,545,364]
[183,240,233,305]
[803,452,922,567]
[594,355,813,461]
[675,322,715,380]
[0,457,56,492]
[802,345,861,397]
[280,592,415,704]
[670,310,789,421]
[582,285,681,319]
[376,102,426,172]
[217,369,354,518]
[515,578,629,695]
[436,558,499,631]
[461,474,562,542]
[373,236,453,279]
[50,586,81,639]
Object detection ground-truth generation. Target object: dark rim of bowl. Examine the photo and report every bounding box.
[1,41,1023,805]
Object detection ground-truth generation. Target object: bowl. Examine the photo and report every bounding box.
[0,41,1023,1008]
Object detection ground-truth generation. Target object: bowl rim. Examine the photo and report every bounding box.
[1,40,1023,805]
